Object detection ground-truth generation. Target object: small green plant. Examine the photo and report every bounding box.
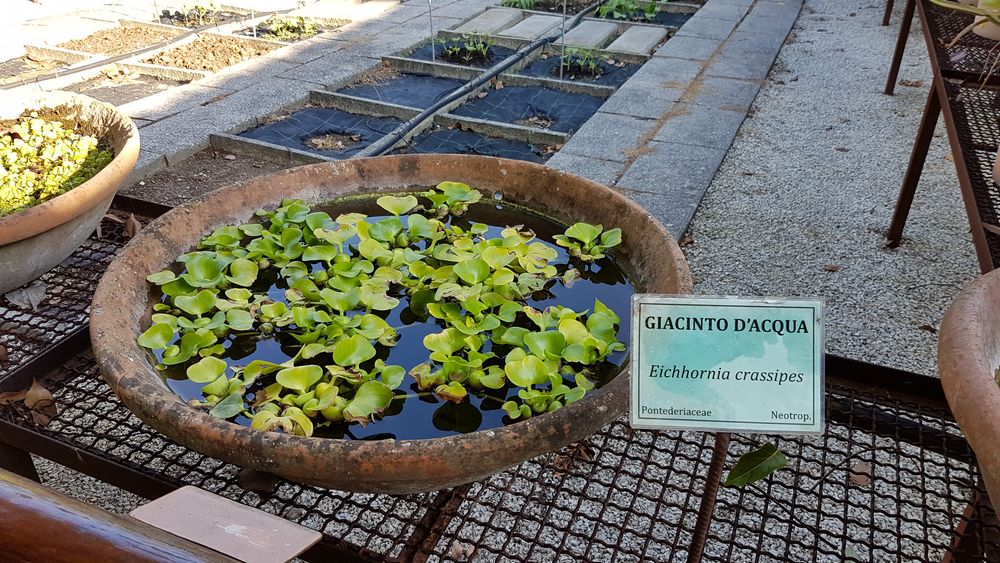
[501,0,536,8]
[598,0,658,21]
[0,113,114,217]
[437,33,495,65]
[256,15,318,41]
[560,47,604,78]
[139,182,626,437]
[553,222,622,262]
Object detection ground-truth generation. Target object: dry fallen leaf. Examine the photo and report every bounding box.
[918,323,937,334]
[823,264,841,272]
[849,462,872,486]
[124,214,142,239]
[679,234,695,247]
[450,541,475,560]
[0,390,27,405]
[944,152,955,162]
[223,154,237,160]
[477,91,488,99]
[0,343,8,367]
[898,79,924,88]
[23,379,57,427]
[5,281,47,310]
[834,147,850,153]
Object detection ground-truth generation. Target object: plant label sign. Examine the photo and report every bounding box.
[630,295,824,434]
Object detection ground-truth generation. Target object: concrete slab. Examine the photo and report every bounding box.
[652,35,722,61]
[605,25,669,55]
[545,152,625,186]
[562,20,619,49]
[497,15,562,40]
[672,16,738,40]
[453,8,523,34]
[704,31,784,80]
[692,2,751,21]
[120,84,233,122]
[684,76,761,111]
[652,104,746,150]
[557,112,658,163]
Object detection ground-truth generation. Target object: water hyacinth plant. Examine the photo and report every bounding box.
[138,182,626,438]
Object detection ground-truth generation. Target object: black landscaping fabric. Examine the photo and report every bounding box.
[394,128,550,163]
[338,73,465,109]
[599,11,694,27]
[518,54,641,87]
[407,42,517,68]
[239,108,402,159]
[451,85,604,133]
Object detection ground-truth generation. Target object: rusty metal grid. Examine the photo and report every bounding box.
[924,1,1000,83]
[0,219,130,378]
[942,79,1000,267]
[419,384,1000,562]
[0,347,996,561]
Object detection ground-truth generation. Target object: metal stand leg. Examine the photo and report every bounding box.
[944,485,1000,562]
[883,0,895,26]
[687,432,731,563]
[887,84,941,246]
[0,441,39,482]
[884,0,915,95]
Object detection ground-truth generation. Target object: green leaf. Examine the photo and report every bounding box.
[276,365,323,391]
[209,392,245,419]
[303,245,339,263]
[376,195,419,216]
[380,365,406,390]
[227,258,259,287]
[225,309,254,331]
[333,334,377,366]
[174,289,217,316]
[343,381,392,422]
[146,270,176,285]
[137,323,174,349]
[558,318,591,345]
[406,213,436,238]
[724,443,788,487]
[504,353,550,388]
[187,357,228,383]
[599,228,622,248]
[453,258,490,285]
[436,381,468,403]
[181,254,225,288]
[502,400,523,419]
[423,328,466,356]
[201,374,230,397]
[524,331,566,360]
[564,222,602,244]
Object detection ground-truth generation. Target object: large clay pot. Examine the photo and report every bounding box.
[0,91,139,293]
[91,155,692,494]
[939,270,1000,504]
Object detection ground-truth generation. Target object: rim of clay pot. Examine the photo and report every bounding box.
[91,155,692,493]
[0,91,140,246]
[939,269,1000,500]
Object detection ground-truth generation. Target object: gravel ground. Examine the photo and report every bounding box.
[683,0,979,377]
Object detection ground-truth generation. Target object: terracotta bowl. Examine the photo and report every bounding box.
[940,270,1000,504]
[0,91,140,294]
[91,155,692,493]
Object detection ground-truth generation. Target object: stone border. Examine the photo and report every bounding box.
[545,0,802,238]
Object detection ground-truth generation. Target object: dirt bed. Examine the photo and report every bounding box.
[121,148,291,206]
[59,24,184,56]
[144,35,280,72]
[0,56,60,85]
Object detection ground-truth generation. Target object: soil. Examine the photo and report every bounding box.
[120,148,291,206]
[144,35,280,72]
[158,9,246,28]
[66,67,186,106]
[350,62,401,86]
[0,56,60,86]
[59,24,184,56]
[306,132,361,150]
[528,0,591,14]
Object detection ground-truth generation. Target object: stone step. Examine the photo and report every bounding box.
[561,20,619,48]
[497,14,563,40]
[453,8,523,34]
[606,25,669,55]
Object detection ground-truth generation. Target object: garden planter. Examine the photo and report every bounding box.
[974,0,1000,40]
[939,269,1000,505]
[91,155,691,493]
[0,91,139,294]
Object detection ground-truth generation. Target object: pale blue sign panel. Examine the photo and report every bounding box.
[630,295,824,434]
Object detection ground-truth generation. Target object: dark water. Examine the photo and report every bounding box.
[157,196,634,440]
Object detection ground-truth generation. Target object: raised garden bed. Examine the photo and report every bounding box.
[518,50,641,87]
[393,127,556,163]
[236,15,348,42]
[65,67,187,107]
[239,107,403,159]
[0,57,61,86]
[338,72,466,109]
[143,34,281,73]
[451,84,605,133]
[158,7,248,28]
[407,40,516,69]
[58,22,185,56]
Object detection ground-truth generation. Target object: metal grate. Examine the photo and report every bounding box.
[0,218,131,378]
[2,350,997,562]
[943,80,1000,267]
[925,2,1000,83]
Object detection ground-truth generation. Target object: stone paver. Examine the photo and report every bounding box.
[652,35,722,61]
[562,20,619,49]
[545,152,625,186]
[606,25,669,55]
[453,7,522,34]
[558,112,659,162]
[497,15,562,40]
[673,16,738,40]
[704,31,785,80]
[652,104,747,149]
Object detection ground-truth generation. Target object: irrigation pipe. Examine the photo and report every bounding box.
[355,0,605,158]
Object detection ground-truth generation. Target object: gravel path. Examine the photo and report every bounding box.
[683,0,979,376]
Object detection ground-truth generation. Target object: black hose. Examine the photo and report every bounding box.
[354,0,605,158]
[1,7,304,91]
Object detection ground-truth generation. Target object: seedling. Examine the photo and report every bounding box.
[437,33,495,65]
[598,0,658,21]
[256,15,319,41]
[501,0,536,8]
[559,47,604,79]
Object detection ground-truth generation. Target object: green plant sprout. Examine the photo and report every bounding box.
[256,15,318,41]
[138,182,626,437]
[437,33,495,64]
[560,47,604,78]
[598,0,658,21]
[501,0,536,8]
